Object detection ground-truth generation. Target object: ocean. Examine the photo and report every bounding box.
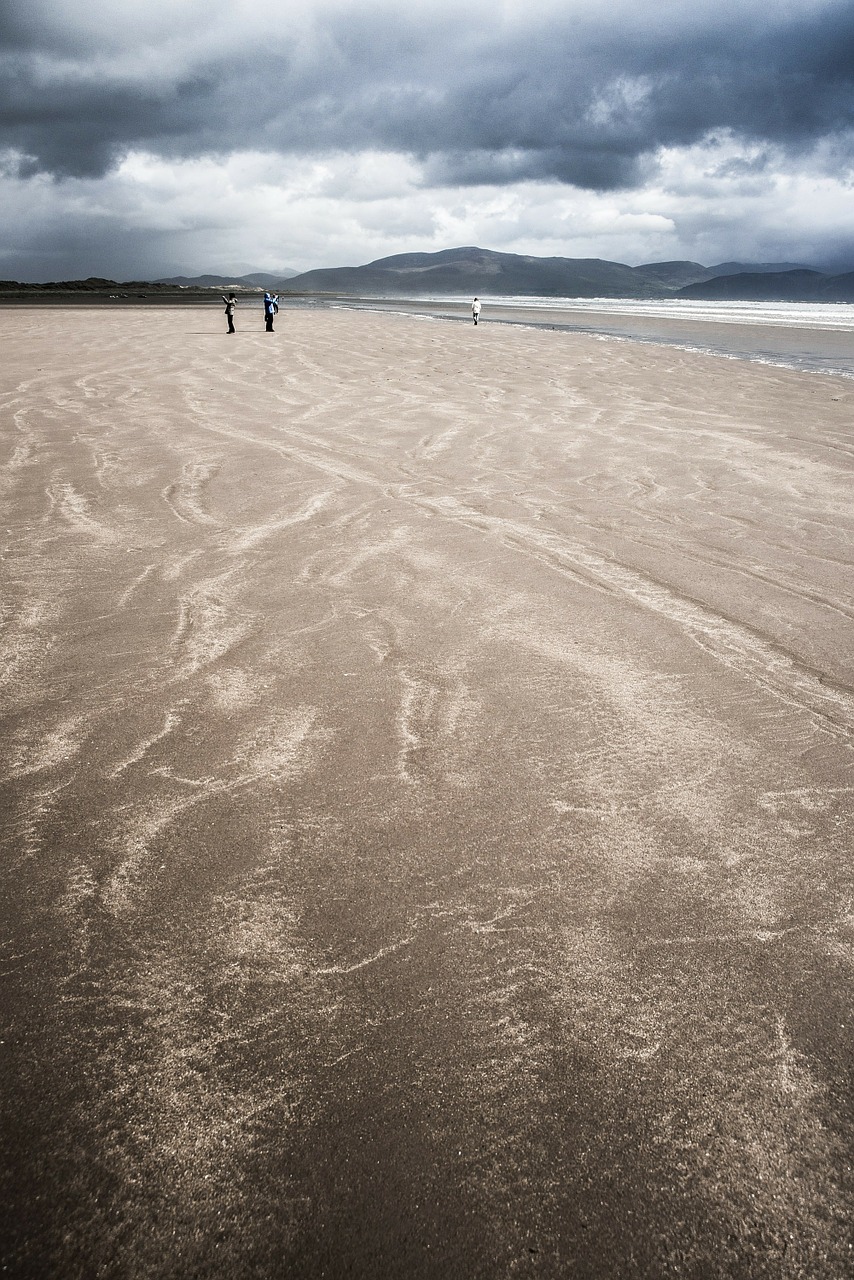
[355,295,854,379]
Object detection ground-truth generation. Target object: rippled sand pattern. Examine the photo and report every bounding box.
[2,307,853,1278]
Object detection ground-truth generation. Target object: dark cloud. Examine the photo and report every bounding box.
[1,1,853,188]
[0,219,173,283]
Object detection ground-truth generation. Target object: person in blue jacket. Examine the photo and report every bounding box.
[264,292,279,332]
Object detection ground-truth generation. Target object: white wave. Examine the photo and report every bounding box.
[413,295,854,332]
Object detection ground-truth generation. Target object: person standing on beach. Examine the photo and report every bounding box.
[263,292,279,332]
[472,297,482,325]
[222,293,237,334]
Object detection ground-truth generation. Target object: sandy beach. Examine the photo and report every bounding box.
[2,304,853,1277]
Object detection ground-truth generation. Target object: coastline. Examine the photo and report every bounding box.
[335,294,854,378]
[4,289,853,376]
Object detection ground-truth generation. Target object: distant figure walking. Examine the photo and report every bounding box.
[264,292,279,332]
[472,297,482,326]
[222,293,237,334]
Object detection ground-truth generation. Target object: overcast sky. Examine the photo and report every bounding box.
[2,0,853,280]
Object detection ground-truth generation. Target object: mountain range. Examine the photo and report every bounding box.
[155,270,299,288]
[677,268,854,302]
[279,247,854,302]
[5,251,854,301]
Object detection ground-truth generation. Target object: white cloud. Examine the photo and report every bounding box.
[2,128,853,280]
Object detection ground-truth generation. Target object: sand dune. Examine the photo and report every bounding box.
[1,305,853,1277]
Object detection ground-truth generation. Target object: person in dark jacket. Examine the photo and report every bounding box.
[222,293,237,333]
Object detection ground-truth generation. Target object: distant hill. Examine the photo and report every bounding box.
[5,253,847,302]
[156,271,298,288]
[676,268,854,302]
[283,247,820,299]
[706,261,809,278]
[286,247,665,298]
[632,261,714,289]
[817,271,854,301]
[0,277,182,293]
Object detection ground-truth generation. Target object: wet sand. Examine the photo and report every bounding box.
[1,305,853,1278]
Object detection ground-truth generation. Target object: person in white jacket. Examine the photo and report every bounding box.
[472,297,482,326]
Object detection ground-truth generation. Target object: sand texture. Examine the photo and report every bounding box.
[1,306,853,1278]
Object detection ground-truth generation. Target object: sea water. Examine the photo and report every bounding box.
[417,295,854,379]
[462,296,854,330]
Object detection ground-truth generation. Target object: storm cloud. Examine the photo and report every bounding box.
[3,1,854,185]
[1,0,853,277]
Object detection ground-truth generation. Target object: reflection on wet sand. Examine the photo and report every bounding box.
[1,306,853,1278]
